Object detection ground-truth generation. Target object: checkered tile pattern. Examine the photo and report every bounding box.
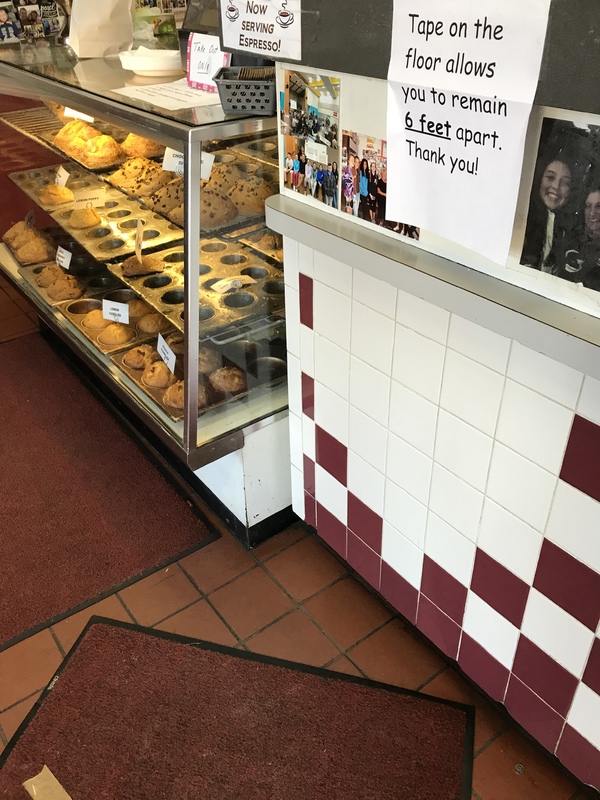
[284,236,600,791]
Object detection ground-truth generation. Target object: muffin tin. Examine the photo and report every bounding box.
[105,239,285,336]
[9,163,108,212]
[3,224,76,266]
[18,256,123,307]
[230,136,279,167]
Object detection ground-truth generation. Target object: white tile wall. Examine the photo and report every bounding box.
[348,451,386,515]
[508,342,584,409]
[463,591,520,669]
[313,282,352,350]
[577,375,600,426]
[348,407,388,472]
[478,499,543,585]
[389,381,437,457]
[298,243,314,276]
[350,357,391,427]
[546,482,600,574]
[396,288,449,344]
[448,315,510,374]
[315,464,348,524]
[302,415,315,461]
[381,521,424,588]
[314,381,349,445]
[486,443,556,532]
[495,380,574,474]
[392,324,446,403]
[521,589,595,677]
[288,411,303,470]
[425,512,476,586]
[384,480,428,549]
[440,349,505,436]
[314,334,350,400]
[386,433,432,506]
[353,268,397,318]
[313,251,352,294]
[299,326,315,378]
[286,353,302,417]
[284,285,300,358]
[429,464,484,543]
[282,237,299,290]
[434,409,493,492]
[568,682,600,749]
[351,301,396,375]
[290,463,304,517]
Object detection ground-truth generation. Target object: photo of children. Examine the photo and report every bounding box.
[281,70,341,208]
[0,1,21,42]
[520,117,600,292]
[342,131,419,240]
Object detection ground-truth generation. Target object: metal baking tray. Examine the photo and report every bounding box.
[238,227,284,264]
[3,225,75,266]
[19,257,124,307]
[105,239,285,335]
[229,136,279,166]
[9,163,107,212]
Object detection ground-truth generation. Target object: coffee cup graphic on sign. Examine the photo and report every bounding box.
[225,2,239,21]
[276,0,293,27]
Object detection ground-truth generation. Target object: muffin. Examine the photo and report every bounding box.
[121,254,163,277]
[82,308,112,330]
[227,176,275,216]
[137,312,170,334]
[123,343,160,370]
[200,189,237,228]
[121,133,164,159]
[209,366,247,394]
[163,381,209,411]
[46,275,84,301]
[128,298,152,318]
[165,331,185,356]
[83,135,122,169]
[68,208,102,229]
[38,184,75,206]
[142,360,176,389]
[198,345,221,375]
[208,163,246,193]
[36,263,64,288]
[168,204,184,227]
[147,179,183,215]
[98,322,135,346]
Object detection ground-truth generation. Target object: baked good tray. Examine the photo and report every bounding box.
[228,136,279,167]
[18,258,123,307]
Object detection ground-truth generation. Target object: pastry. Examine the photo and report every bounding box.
[12,227,38,250]
[108,158,170,197]
[3,220,28,246]
[121,254,163,277]
[68,208,102,229]
[163,381,209,411]
[142,360,176,389]
[198,345,220,375]
[121,133,165,159]
[46,275,84,301]
[209,366,247,394]
[147,178,183,215]
[98,322,135,346]
[44,101,68,124]
[165,331,185,356]
[208,163,246,193]
[36,263,64,288]
[137,312,170,334]
[38,184,74,206]
[227,176,275,216]
[128,298,152,318]
[123,343,160,370]
[83,135,122,169]
[110,157,153,184]
[16,236,56,265]
[82,308,112,330]
[53,120,100,152]
[200,189,237,228]
[169,204,184,227]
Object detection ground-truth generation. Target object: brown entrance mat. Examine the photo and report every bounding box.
[0,619,474,799]
[0,334,217,652]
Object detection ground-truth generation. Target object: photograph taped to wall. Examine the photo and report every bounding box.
[521,116,600,292]
[284,135,340,208]
[0,0,21,41]
[342,130,419,240]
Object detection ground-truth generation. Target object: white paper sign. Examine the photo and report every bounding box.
[56,246,72,270]
[386,0,551,265]
[211,276,256,294]
[220,0,302,61]
[102,299,130,324]
[113,79,222,111]
[157,333,176,374]
[24,209,35,228]
[73,187,106,209]
[135,219,144,263]
[187,33,230,92]
[305,140,328,165]
[55,166,70,188]
[162,148,215,181]
[64,107,95,123]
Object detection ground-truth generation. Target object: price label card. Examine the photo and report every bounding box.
[186,32,230,93]
[24,209,36,228]
[55,166,70,188]
[64,107,95,123]
[157,333,176,374]
[135,219,144,264]
[73,187,106,209]
[210,276,256,294]
[102,299,129,324]
[56,246,72,270]
[162,148,215,181]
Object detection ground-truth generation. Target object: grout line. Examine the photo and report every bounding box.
[0,688,44,717]
[0,723,7,747]
[414,665,447,692]
[114,591,138,624]
[471,790,484,800]
[473,722,510,759]
[48,626,66,660]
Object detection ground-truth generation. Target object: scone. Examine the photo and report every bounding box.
[12,227,38,250]
[82,308,112,330]
[165,331,185,356]
[142,360,176,389]
[128,298,152,318]
[123,343,160,370]
[83,135,122,169]
[47,275,84,301]
[137,312,170,334]
[16,236,56,265]
[38,184,75,206]
[36,263,65,288]
[198,345,221,375]
[147,178,183,215]
[53,120,100,152]
[109,157,153,184]
[163,381,209,411]
[208,163,246,193]
[121,133,165,159]
[68,208,102,229]
[168,204,184,227]
[98,322,135,346]
[121,254,164,277]
[200,189,237,228]
[227,176,275,216]
[3,220,28,246]
[209,366,247,394]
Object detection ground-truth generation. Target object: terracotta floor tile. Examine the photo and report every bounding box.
[0,300,21,321]
[420,667,508,752]
[14,295,34,313]
[0,692,40,742]
[246,609,340,666]
[304,576,394,649]
[51,595,133,654]
[3,286,20,301]
[154,600,237,647]
[473,728,578,800]
[347,619,446,690]
[118,565,201,627]
[0,314,37,342]
[209,567,294,639]
[326,655,365,678]
[179,531,255,593]
[252,523,311,561]
[0,288,9,302]
[264,536,347,601]
[0,630,63,711]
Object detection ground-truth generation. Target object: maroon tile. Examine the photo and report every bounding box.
[583,637,600,696]
[316,503,347,560]
[458,633,509,703]
[505,674,565,754]
[470,549,530,627]
[347,531,381,591]
[347,493,382,554]
[416,595,461,659]
[303,455,315,497]
[557,724,600,791]
[380,562,418,624]
[304,492,316,528]
[299,273,313,329]
[533,539,600,631]
[315,425,347,486]
[420,556,467,626]
[301,372,314,419]
[512,635,578,717]
[561,415,600,503]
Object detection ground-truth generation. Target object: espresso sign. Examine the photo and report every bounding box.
[220,0,302,61]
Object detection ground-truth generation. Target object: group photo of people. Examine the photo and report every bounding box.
[341,130,419,240]
[283,135,340,207]
[521,117,600,292]
[0,1,20,41]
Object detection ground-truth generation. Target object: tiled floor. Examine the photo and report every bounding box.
[0,510,597,800]
[0,274,38,343]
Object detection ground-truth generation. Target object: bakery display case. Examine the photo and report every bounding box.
[0,43,285,471]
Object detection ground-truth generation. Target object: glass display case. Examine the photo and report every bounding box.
[0,42,286,471]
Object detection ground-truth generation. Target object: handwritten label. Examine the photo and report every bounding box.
[102,299,129,324]
[55,166,70,188]
[157,333,176,374]
[73,187,106,209]
[162,148,215,181]
[220,0,302,61]
[187,33,230,92]
[55,246,72,270]
[210,276,256,294]
[64,107,95,123]
[135,219,144,264]
[24,209,36,228]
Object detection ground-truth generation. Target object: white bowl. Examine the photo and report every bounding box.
[119,48,183,77]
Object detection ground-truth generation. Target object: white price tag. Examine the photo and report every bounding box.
[24,209,36,228]
[162,148,215,181]
[56,246,72,270]
[102,299,129,324]
[211,276,256,294]
[157,333,176,374]
[135,219,144,264]
[73,187,106,209]
[201,151,215,182]
[55,166,70,188]
[64,107,95,123]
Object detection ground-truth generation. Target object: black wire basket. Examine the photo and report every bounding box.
[213,67,276,116]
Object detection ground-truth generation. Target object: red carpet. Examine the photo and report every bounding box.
[0,335,216,651]
[0,620,474,799]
